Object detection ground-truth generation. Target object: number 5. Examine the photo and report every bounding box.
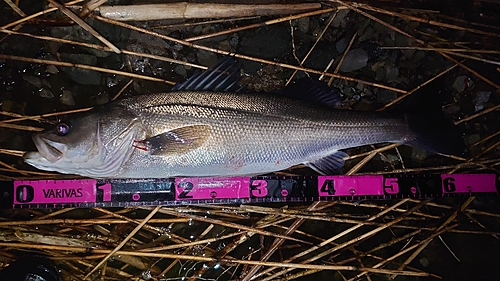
[384,178,399,194]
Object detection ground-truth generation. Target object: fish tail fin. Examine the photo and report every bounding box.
[404,113,466,156]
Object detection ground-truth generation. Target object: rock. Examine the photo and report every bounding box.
[442,103,461,115]
[375,67,386,81]
[239,25,291,60]
[297,17,310,33]
[385,65,399,83]
[174,65,187,77]
[377,90,397,104]
[196,50,218,67]
[95,92,109,105]
[354,98,376,111]
[192,25,203,35]
[474,91,491,112]
[217,40,233,52]
[419,257,430,267]
[63,67,102,85]
[452,76,472,93]
[339,48,368,72]
[335,37,348,54]
[465,134,481,145]
[106,76,119,88]
[412,147,429,162]
[21,74,41,87]
[60,53,101,85]
[332,9,350,28]
[38,88,54,98]
[60,90,75,106]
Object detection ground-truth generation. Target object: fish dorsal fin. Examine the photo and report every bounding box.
[305,151,349,175]
[172,57,243,92]
[275,78,341,107]
[136,125,212,156]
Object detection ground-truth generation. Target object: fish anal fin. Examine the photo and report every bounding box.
[305,151,348,175]
[136,125,212,156]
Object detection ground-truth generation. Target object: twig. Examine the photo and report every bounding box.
[186,8,337,42]
[91,14,408,94]
[390,197,474,279]
[83,206,162,279]
[0,54,175,85]
[46,0,120,54]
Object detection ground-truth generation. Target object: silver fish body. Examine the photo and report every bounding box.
[24,90,411,178]
[24,58,463,178]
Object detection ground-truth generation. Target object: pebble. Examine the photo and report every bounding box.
[452,76,472,93]
[22,74,41,87]
[41,79,52,88]
[38,88,54,98]
[411,147,429,162]
[474,91,491,112]
[339,48,368,73]
[95,92,109,105]
[174,65,187,77]
[46,65,59,74]
[60,90,75,106]
[465,134,481,145]
[419,257,430,267]
[332,9,350,28]
[385,65,399,83]
[376,90,397,104]
[297,17,310,33]
[196,50,218,67]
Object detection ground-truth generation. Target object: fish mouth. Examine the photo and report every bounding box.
[25,135,66,163]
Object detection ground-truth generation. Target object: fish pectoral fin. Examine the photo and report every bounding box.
[138,125,212,156]
[305,151,349,175]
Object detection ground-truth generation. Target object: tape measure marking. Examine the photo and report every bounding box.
[2,174,498,209]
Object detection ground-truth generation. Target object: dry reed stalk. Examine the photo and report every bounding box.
[186,7,338,42]
[46,0,120,53]
[156,208,310,244]
[285,9,339,84]
[83,206,162,279]
[90,14,408,94]
[1,0,84,29]
[390,197,474,279]
[353,3,500,38]
[96,3,322,21]
[257,199,429,280]
[0,54,176,85]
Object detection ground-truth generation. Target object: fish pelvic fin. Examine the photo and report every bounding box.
[404,113,466,157]
[305,151,349,175]
[135,125,212,156]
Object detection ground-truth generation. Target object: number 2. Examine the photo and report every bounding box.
[178,182,194,199]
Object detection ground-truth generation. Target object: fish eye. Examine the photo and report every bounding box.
[55,122,70,136]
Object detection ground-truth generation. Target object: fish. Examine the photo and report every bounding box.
[23,58,465,178]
